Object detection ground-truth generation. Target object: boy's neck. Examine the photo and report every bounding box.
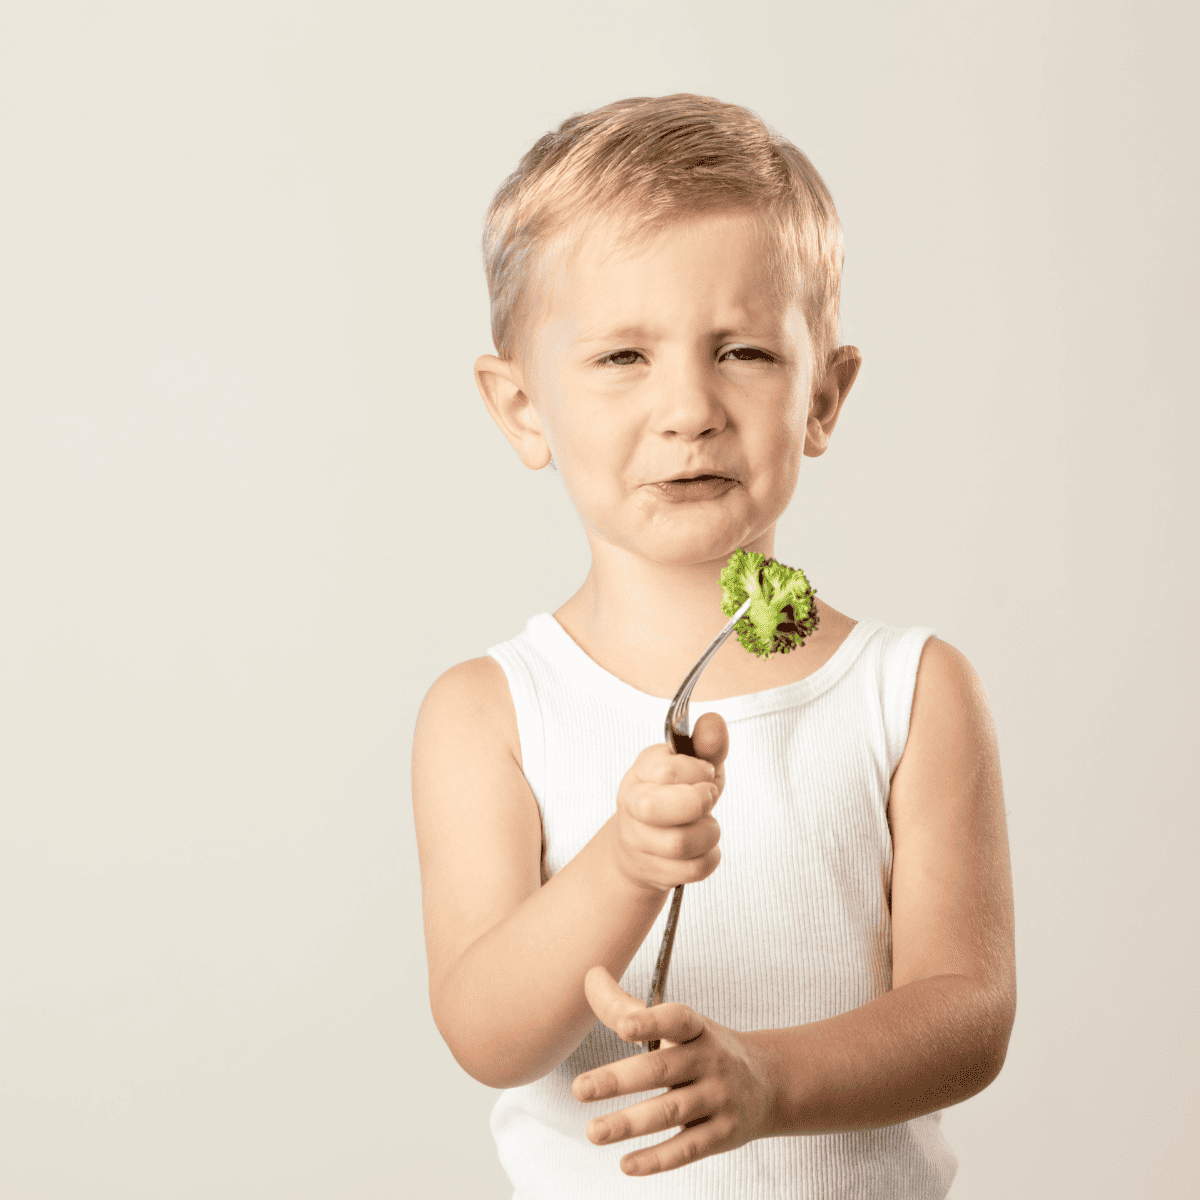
[551,535,856,702]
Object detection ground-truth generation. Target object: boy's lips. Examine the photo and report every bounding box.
[650,473,739,502]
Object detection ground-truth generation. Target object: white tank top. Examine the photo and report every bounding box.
[485,612,956,1199]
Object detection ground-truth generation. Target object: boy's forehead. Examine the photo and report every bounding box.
[537,212,800,341]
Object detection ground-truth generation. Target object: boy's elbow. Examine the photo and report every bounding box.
[972,985,1016,1094]
[430,987,497,1088]
[931,974,1015,1105]
[442,1033,509,1090]
[433,1012,508,1089]
[989,1001,1016,1083]
[942,1025,1011,1110]
[441,1032,549,1091]
[976,1034,1010,1093]
[431,985,550,1091]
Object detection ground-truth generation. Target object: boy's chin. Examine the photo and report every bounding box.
[584,491,781,566]
[603,527,766,568]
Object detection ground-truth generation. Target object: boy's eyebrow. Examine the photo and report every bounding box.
[574,325,655,345]
[574,320,779,345]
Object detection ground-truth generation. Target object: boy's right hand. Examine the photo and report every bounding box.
[611,712,729,895]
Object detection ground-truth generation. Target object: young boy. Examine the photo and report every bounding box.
[412,94,1015,1198]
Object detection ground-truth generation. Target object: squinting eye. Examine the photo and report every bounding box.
[597,347,776,367]
[598,349,645,367]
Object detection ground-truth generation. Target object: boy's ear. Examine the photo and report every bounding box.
[804,345,862,457]
[474,354,553,470]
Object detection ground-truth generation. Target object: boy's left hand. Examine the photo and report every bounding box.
[572,965,776,1177]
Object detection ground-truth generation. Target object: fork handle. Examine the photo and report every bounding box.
[643,732,697,1051]
[644,883,684,1050]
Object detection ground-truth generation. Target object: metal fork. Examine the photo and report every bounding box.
[642,595,752,1052]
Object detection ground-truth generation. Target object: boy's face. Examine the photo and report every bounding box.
[483,211,851,568]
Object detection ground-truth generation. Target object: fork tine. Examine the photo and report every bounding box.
[664,596,752,749]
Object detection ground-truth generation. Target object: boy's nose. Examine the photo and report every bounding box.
[653,359,727,439]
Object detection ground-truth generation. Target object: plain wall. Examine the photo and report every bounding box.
[1,1,1196,1196]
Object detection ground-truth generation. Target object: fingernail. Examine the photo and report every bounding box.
[579,1078,595,1100]
[592,1120,610,1143]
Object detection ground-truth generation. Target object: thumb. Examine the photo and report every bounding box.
[582,965,645,1030]
[580,966,680,1053]
[689,711,729,774]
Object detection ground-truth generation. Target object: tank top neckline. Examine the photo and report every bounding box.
[524,612,886,723]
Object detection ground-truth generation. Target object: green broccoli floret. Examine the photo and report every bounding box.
[719,547,819,659]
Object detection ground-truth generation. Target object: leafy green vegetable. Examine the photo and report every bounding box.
[719,547,819,659]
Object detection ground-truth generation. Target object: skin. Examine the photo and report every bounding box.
[444,210,1016,1176]
[478,211,862,702]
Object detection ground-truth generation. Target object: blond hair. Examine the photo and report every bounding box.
[482,94,845,383]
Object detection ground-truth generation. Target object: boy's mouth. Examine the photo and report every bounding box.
[652,474,738,502]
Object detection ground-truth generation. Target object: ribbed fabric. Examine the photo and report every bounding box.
[485,613,955,1200]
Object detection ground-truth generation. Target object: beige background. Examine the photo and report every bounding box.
[2,1,1196,1196]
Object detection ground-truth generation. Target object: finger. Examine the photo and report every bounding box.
[575,1033,695,1105]
[639,745,717,786]
[627,779,718,827]
[618,834,720,894]
[689,712,729,773]
[574,1003,706,1103]
[626,812,720,862]
[618,1001,707,1050]
[619,1119,728,1177]
[580,965,646,1041]
[612,839,720,895]
[585,1077,715,1147]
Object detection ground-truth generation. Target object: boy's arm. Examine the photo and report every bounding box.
[569,635,1015,1174]
[749,634,1016,1133]
[412,657,670,1090]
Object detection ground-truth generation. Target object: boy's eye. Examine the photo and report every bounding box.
[599,349,645,367]
[597,346,776,367]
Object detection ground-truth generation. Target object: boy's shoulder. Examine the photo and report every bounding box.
[895,634,996,795]
[912,635,985,695]
[418,654,514,721]
[424,653,510,693]
[415,655,523,768]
